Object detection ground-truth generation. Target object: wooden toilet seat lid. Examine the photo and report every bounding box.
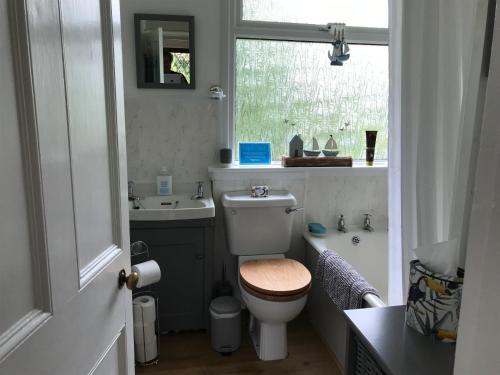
[239,259,311,297]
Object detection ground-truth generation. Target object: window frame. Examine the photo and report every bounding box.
[221,0,390,161]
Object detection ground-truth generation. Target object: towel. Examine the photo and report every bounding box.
[315,250,380,310]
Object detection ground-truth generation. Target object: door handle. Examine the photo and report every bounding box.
[118,269,139,290]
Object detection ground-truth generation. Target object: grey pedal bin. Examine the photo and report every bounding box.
[209,296,241,353]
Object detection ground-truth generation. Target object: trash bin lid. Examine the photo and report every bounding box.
[210,296,240,315]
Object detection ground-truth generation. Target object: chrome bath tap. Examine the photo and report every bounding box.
[363,213,374,232]
[337,214,347,233]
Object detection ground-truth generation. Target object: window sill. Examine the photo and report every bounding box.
[208,160,387,179]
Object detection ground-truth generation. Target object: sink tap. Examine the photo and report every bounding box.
[363,213,374,232]
[128,181,144,207]
[191,181,204,200]
[128,181,138,201]
[337,214,347,233]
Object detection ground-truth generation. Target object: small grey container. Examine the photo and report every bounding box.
[209,296,241,354]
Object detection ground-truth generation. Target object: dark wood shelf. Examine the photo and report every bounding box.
[281,156,353,167]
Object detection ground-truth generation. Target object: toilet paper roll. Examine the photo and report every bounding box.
[135,338,158,363]
[132,260,161,288]
[133,322,156,344]
[133,295,156,324]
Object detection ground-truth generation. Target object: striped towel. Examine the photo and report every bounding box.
[315,249,380,310]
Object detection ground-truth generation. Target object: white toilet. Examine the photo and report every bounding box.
[222,190,311,361]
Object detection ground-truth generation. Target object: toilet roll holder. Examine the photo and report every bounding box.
[130,241,161,367]
[133,291,160,366]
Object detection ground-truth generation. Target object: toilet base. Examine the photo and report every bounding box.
[249,315,288,361]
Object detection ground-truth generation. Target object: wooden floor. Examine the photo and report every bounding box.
[137,313,342,375]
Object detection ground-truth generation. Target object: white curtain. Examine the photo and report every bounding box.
[389,0,488,303]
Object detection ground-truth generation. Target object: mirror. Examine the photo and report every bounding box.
[134,14,195,89]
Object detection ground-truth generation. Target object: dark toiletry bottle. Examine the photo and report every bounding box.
[365,131,378,166]
[220,148,232,166]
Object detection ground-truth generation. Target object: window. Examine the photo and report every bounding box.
[230,0,389,161]
[242,0,388,28]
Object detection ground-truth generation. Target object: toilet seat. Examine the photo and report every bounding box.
[239,259,311,302]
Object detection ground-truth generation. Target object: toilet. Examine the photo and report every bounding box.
[222,190,311,361]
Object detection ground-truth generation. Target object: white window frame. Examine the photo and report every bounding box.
[220,0,390,161]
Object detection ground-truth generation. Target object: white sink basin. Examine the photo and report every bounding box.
[129,195,215,221]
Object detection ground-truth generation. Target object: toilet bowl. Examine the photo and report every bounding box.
[238,257,311,360]
[221,190,310,361]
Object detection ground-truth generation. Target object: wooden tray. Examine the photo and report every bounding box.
[281,156,353,167]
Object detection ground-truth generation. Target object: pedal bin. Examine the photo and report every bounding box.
[209,296,241,353]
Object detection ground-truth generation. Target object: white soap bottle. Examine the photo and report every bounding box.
[156,167,172,196]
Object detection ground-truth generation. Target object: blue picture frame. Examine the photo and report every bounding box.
[239,142,272,165]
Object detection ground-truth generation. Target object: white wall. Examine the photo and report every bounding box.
[454,4,500,372]
[120,0,222,194]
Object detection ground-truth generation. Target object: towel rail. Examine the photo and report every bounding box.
[363,293,386,308]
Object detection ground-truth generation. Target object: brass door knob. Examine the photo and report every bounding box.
[118,269,139,290]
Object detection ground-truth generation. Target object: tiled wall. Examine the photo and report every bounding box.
[120,0,222,194]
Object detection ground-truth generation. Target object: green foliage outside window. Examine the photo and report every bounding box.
[172,53,190,84]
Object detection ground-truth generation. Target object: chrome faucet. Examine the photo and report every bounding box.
[337,214,347,233]
[191,181,204,200]
[363,213,374,232]
[128,181,138,201]
[128,181,143,208]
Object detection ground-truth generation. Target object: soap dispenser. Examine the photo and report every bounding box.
[157,167,172,196]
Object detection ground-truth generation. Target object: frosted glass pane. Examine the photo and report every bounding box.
[235,40,388,160]
[242,0,388,28]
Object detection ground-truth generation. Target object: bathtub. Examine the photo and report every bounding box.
[303,227,388,370]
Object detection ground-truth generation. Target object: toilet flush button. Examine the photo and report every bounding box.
[231,209,237,215]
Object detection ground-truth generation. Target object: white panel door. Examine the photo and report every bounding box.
[0,0,133,374]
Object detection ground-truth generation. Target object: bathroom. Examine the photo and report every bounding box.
[124,0,389,369]
[1,0,499,374]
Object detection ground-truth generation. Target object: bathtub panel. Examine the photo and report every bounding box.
[304,229,388,370]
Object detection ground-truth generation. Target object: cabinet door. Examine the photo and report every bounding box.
[132,228,205,331]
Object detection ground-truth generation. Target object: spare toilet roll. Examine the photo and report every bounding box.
[133,321,155,343]
[135,339,158,363]
[133,295,158,362]
[132,260,161,288]
[133,295,156,323]
[134,321,156,344]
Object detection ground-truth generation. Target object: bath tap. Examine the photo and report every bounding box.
[191,181,204,200]
[363,214,374,232]
[337,214,347,233]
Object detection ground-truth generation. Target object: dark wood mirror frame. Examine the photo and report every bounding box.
[134,14,195,89]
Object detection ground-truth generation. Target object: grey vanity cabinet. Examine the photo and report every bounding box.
[130,218,214,333]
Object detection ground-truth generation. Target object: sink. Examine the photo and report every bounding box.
[129,195,215,221]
